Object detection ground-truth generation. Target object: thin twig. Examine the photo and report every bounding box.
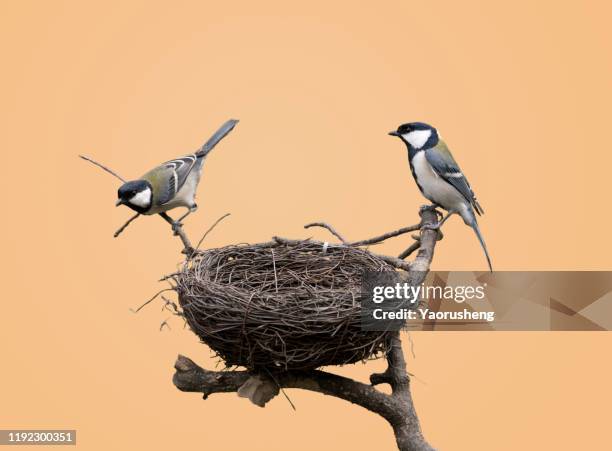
[349,224,422,247]
[130,288,173,313]
[193,213,231,253]
[263,367,296,411]
[376,255,413,272]
[79,155,126,183]
[271,236,413,272]
[406,331,416,359]
[304,221,424,249]
[159,212,194,256]
[159,272,180,282]
[398,241,420,260]
[114,213,140,237]
[271,249,279,294]
[304,222,348,244]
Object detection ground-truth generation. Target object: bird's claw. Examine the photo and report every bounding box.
[172,221,183,235]
[419,204,437,213]
[419,204,443,220]
[422,222,440,231]
[421,222,444,240]
[182,246,195,256]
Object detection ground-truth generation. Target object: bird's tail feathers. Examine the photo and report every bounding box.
[469,218,493,272]
[196,119,239,158]
[473,199,484,216]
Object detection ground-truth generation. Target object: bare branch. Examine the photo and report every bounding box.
[408,208,438,276]
[375,255,413,272]
[193,213,231,252]
[304,221,424,248]
[271,236,413,272]
[349,223,422,247]
[173,352,434,451]
[130,288,173,313]
[79,155,127,183]
[171,207,441,450]
[304,222,348,244]
[384,332,431,451]
[159,212,194,256]
[174,355,399,419]
[114,213,140,237]
[398,241,420,260]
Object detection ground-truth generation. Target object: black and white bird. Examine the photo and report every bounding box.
[389,122,492,271]
[115,119,238,227]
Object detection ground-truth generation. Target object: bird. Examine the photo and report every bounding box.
[389,122,492,271]
[115,119,239,230]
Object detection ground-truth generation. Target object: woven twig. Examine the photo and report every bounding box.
[174,240,401,370]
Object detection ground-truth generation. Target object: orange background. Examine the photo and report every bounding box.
[1,1,611,450]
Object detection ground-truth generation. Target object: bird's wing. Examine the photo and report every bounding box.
[425,142,484,215]
[155,155,198,205]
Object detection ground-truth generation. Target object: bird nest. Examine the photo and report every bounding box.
[172,238,400,371]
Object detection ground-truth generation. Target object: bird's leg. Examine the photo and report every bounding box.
[159,212,194,255]
[419,203,444,221]
[172,205,198,235]
[173,212,190,233]
[159,212,177,228]
[419,203,439,214]
[422,211,455,231]
[159,212,182,235]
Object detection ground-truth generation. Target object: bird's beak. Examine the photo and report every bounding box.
[388,131,400,137]
[115,199,124,207]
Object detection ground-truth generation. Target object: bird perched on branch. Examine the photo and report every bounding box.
[389,122,492,271]
[115,119,239,230]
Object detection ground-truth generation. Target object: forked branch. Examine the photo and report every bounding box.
[173,208,440,451]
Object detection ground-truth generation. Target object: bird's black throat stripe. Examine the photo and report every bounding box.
[407,148,427,196]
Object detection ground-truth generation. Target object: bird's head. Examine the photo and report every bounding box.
[116,180,152,213]
[389,122,439,150]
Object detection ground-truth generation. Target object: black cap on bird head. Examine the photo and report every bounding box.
[116,180,153,213]
[389,122,439,150]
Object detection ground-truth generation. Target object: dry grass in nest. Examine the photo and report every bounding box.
[173,239,398,371]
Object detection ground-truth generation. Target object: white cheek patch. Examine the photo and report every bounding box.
[129,188,152,208]
[402,129,432,149]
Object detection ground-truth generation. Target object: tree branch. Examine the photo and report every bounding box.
[173,338,433,451]
[114,213,140,237]
[159,212,194,256]
[194,213,231,252]
[79,154,127,183]
[408,208,438,276]
[174,355,398,418]
[271,236,413,272]
[304,221,423,248]
[304,222,348,244]
[349,224,422,247]
[171,207,440,450]
[398,240,420,260]
[380,332,432,451]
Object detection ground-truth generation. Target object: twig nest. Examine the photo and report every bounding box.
[174,239,396,370]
